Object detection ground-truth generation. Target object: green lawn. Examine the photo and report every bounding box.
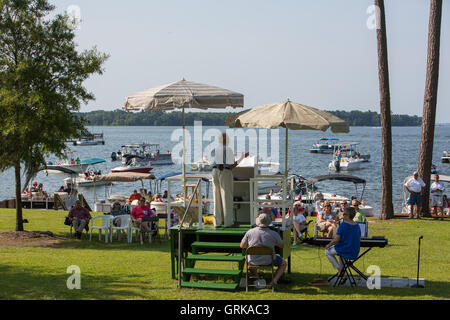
[0,209,449,300]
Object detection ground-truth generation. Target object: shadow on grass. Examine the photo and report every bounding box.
[274,272,450,299]
[0,264,151,300]
[54,232,172,253]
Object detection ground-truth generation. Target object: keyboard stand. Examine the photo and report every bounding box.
[328,248,372,287]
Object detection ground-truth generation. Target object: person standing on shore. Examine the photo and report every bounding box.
[430,174,445,218]
[212,133,248,228]
[404,171,426,219]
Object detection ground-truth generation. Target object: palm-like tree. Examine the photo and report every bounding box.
[375,0,394,220]
[418,0,443,217]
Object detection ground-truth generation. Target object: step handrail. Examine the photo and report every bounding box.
[178,178,202,288]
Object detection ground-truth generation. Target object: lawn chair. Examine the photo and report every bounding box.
[128,216,158,244]
[110,215,131,242]
[89,215,112,243]
[245,246,275,292]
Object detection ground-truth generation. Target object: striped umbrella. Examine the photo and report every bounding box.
[226,99,350,177]
[123,79,244,182]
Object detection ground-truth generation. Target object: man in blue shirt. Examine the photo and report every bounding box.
[325,207,361,274]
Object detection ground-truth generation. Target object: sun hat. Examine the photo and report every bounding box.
[256,213,272,228]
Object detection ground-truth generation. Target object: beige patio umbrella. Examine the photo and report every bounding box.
[123,79,244,186]
[226,99,350,177]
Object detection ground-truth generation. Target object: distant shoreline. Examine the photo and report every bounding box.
[77,109,424,127]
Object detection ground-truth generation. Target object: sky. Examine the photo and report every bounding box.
[52,0,450,122]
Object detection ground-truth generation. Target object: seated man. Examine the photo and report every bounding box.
[352,199,367,223]
[131,198,155,245]
[68,200,92,239]
[325,207,361,279]
[240,213,287,291]
[129,189,142,202]
[335,201,348,224]
[316,201,338,238]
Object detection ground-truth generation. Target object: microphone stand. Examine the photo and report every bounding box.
[411,236,424,288]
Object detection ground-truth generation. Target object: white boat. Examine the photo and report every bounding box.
[299,174,374,217]
[73,133,105,146]
[46,153,106,174]
[116,143,173,165]
[112,156,153,174]
[310,137,340,154]
[328,142,370,172]
[442,151,450,163]
[191,156,212,172]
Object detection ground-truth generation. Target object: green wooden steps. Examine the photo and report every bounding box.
[180,229,246,291]
[191,241,242,251]
[180,281,239,291]
[186,254,244,263]
[183,268,241,277]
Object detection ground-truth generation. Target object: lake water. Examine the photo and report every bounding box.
[0,125,449,216]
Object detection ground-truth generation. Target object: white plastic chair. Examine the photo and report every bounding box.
[128,219,157,244]
[110,215,131,242]
[89,215,112,243]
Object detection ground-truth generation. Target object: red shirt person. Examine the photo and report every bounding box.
[131,198,155,245]
[129,190,142,202]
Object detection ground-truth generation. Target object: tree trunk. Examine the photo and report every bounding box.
[375,0,394,220]
[15,161,24,231]
[418,0,442,217]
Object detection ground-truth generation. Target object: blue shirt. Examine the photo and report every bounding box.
[334,221,361,260]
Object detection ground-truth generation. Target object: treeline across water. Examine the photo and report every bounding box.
[78,109,422,127]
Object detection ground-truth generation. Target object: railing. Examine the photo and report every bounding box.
[177,178,202,288]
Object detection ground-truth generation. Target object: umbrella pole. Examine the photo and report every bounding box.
[182,107,186,205]
[285,127,288,178]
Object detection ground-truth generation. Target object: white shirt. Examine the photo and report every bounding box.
[404,177,426,193]
[213,145,235,166]
[430,181,445,196]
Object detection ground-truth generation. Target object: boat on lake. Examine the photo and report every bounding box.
[328,142,370,172]
[310,137,340,154]
[46,152,106,174]
[299,174,374,217]
[73,133,105,146]
[442,151,450,163]
[112,143,173,165]
[112,155,153,174]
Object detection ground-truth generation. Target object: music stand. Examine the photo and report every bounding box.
[411,236,424,288]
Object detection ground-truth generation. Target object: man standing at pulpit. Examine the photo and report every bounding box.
[212,133,248,227]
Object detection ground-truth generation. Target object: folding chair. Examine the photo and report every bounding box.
[245,246,275,292]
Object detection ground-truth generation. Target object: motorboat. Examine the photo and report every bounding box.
[310,137,340,154]
[442,151,450,163]
[299,174,374,217]
[46,152,106,174]
[73,133,105,146]
[112,155,153,174]
[328,142,370,172]
[191,156,212,172]
[117,143,173,165]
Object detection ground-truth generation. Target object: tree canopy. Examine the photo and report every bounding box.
[0,0,108,230]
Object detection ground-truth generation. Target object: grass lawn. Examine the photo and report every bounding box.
[0,208,449,300]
